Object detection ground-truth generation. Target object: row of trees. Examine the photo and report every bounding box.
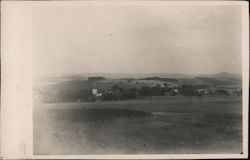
[101,84,215,103]
[101,84,200,102]
[100,85,166,101]
[38,81,240,103]
[179,85,204,103]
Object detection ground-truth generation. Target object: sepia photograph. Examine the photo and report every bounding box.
[1,0,249,159]
[32,2,245,155]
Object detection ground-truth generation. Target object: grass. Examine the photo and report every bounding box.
[33,96,242,155]
[49,108,153,122]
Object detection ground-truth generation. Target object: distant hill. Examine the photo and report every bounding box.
[146,73,192,79]
[214,72,241,77]
[187,76,241,86]
[52,73,192,79]
[37,72,241,86]
[196,72,241,79]
[194,77,233,85]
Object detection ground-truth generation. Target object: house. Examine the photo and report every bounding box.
[173,89,179,93]
[92,88,98,96]
[92,88,103,97]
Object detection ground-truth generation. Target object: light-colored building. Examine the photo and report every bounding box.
[92,88,98,96]
[92,88,103,97]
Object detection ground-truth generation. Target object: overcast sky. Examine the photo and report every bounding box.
[33,4,242,76]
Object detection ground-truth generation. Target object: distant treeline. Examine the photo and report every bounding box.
[139,77,178,83]
[101,85,165,101]
[35,78,241,103]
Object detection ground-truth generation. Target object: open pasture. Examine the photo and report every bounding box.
[34,95,242,155]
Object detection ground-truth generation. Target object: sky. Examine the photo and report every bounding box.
[33,4,242,76]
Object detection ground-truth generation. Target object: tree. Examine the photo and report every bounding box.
[180,85,199,103]
[101,92,118,101]
[102,85,137,101]
[111,84,120,91]
[138,86,152,103]
[197,92,204,101]
[120,88,137,100]
[150,85,165,96]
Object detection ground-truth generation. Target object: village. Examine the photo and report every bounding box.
[34,74,242,103]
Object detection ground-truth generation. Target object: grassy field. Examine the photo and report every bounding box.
[33,95,242,155]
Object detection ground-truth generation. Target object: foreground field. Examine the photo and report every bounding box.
[34,96,242,155]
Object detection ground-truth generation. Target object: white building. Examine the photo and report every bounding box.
[92,88,98,96]
[92,88,103,97]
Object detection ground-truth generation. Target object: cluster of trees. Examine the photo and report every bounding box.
[101,85,165,101]
[101,84,212,103]
[179,84,204,103]
[101,85,137,101]
[38,79,241,103]
[88,76,105,81]
[140,77,178,83]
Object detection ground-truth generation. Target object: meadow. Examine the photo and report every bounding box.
[33,95,242,155]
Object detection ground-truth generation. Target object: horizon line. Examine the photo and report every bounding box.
[34,71,242,77]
